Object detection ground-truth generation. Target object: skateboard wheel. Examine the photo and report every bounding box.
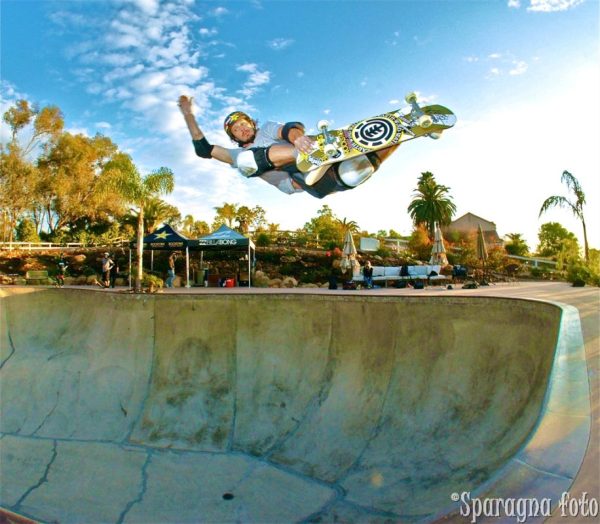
[429,132,442,140]
[405,92,418,104]
[324,143,338,157]
[418,115,433,128]
[317,119,329,131]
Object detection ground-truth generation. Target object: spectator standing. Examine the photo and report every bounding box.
[166,253,177,288]
[109,256,120,288]
[101,253,114,288]
[363,261,374,289]
[55,255,68,288]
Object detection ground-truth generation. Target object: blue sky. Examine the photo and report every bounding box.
[1,0,599,251]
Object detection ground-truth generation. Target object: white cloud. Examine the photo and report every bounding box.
[95,121,112,129]
[130,0,160,16]
[527,0,584,11]
[66,126,90,136]
[199,27,218,37]
[509,60,528,75]
[236,63,271,98]
[267,38,294,51]
[509,0,584,10]
[209,7,229,17]
[468,52,529,79]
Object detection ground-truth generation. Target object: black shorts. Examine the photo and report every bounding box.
[289,152,380,199]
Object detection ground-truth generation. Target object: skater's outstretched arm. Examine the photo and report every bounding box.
[178,95,235,165]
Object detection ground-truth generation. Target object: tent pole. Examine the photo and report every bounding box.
[186,246,190,288]
[248,244,251,287]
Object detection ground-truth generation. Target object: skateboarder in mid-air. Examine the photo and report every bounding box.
[177,95,398,199]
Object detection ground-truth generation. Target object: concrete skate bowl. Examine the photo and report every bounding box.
[0,288,590,523]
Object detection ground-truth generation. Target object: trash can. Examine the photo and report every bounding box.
[225,278,235,288]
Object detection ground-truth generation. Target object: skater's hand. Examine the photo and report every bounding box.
[293,135,315,154]
[178,95,193,115]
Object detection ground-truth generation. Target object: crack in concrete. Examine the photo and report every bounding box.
[30,389,60,437]
[0,331,17,369]
[116,450,153,524]
[14,440,58,511]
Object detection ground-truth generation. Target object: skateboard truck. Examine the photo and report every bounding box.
[317,120,339,158]
[405,92,433,129]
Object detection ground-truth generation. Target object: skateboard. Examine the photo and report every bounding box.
[296,92,456,184]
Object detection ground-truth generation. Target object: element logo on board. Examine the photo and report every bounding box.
[350,117,398,150]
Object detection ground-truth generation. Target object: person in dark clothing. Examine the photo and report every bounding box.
[363,260,374,289]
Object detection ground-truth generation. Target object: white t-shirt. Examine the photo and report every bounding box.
[227,121,303,195]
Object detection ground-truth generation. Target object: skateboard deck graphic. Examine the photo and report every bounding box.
[296,94,456,177]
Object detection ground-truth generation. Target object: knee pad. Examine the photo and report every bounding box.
[337,154,375,187]
[237,147,273,178]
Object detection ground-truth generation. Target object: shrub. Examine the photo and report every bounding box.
[255,232,271,247]
[566,264,591,287]
[142,273,164,292]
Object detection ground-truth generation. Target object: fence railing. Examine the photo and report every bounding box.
[0,239,130,251]
[506,255,557,268]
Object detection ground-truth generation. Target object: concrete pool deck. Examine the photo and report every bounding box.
[0,282,598,523]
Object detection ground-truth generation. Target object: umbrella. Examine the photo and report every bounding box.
[476,224,489,285]
[341,230,359,274]
[429,223,448,266]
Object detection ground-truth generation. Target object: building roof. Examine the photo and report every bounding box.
[447,212,497,232]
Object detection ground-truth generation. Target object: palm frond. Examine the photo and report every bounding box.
[143,168,175,196]
[539,195,570,217]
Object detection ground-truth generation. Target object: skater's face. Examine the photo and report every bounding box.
[230,119,256,144]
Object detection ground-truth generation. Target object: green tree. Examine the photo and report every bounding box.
[408,224,432,261]
[37,133,125,236]
[235,205,255,234]
[142,197,181,233]
[555,236,581,271]
[537,222,579,259]
[213,203,238,228]
[539,170,590,262]
[250,205,267,231]
[15,218,40,242]
[504,233,529,257]
[407,171,456,238]
[0,146,39,241]
[1,100,64,241]
[304,205,342,248]
[181,214,209,238]
[102,153,174,292]
[3,99,63,155]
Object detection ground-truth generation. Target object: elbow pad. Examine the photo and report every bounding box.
[282,122,305,143]
[192,137,214,158]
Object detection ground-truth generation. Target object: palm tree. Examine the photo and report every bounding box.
[336,217,360,247]
[337,217,360,234]
[539,170,589,262]
[214,203,238,228]
[143,197,180,233]
[102,153,174,292]
[407,171,456,238]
